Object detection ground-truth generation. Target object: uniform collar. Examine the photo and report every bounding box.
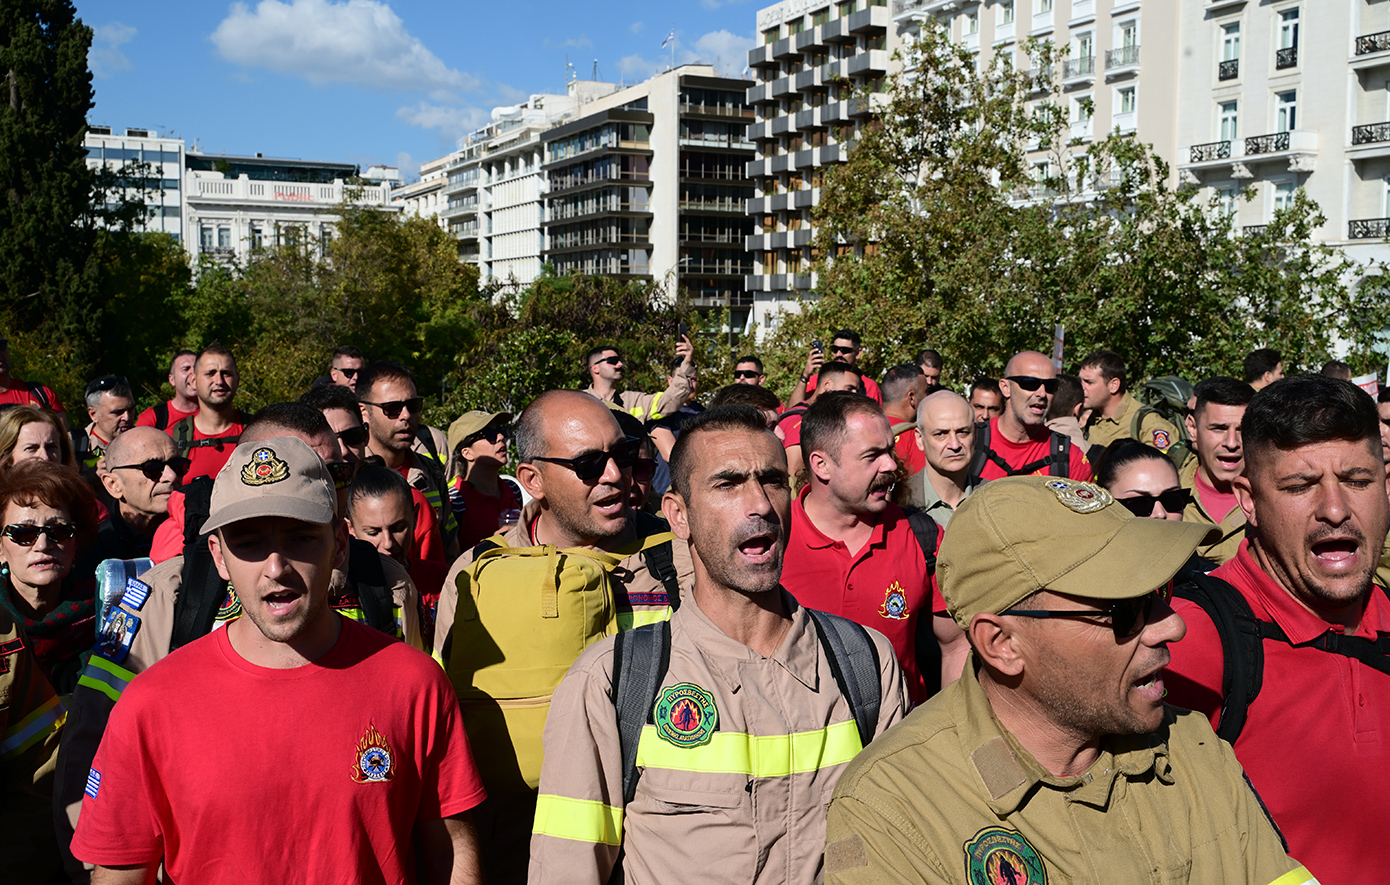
[953,657,1171,817]
[1224,544,1390,641]
[675,588,822,694]
[1091,392,1135,429]
[793,486,888,553]
[916,469,976,513]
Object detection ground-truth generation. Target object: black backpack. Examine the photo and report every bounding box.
[968,419,1073,482]
[1172,569,1390,743]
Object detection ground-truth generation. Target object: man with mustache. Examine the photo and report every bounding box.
[781,392,968,703]
[976,350,1091,481]
[824,476,1313,884]
[1166,374,1390,885]
[529,404,910,885]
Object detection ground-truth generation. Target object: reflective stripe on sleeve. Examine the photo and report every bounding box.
[1268,867,1319,885]
[337,606,407,640]
[533,794,624,845]
[635,717,862,778]
[0,695,66,758]
[616,609,671,632]
[77,654,138,703]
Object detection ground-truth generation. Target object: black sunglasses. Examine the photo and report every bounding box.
[86,375,128,395]
[336,367,359,378]
[1005,375,1060,394]
[326,460,356,490]
[533,437,642,482]
[1003,581,1175,640]
[108,456,192,481]
[3,521,78,546]
[337,425,369,448]
[1117,489,1192,518]
[595,355,623,366]
[360,397,423,419]
[829,345,856,355]
[733,370,761,380]
[464,425,511,447]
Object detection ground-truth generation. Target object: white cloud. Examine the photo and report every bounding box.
[619,30,755,80]
[90,22,136,79]
[210,0,477,94]
[395,151,420,180]
[395,102,490,143]
[629,21,644,34]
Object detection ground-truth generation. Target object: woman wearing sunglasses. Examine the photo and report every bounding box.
[446,411,526,549]
[0,405,76,469]
[1096,439,1217,575]
[0,460,100,694]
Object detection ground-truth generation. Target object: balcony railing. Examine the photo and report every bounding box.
[1275,46,1297,69]
[1063,56,1096,79]
[1218,59,1238,80]
[679,103,755,118]
[1242,225,1269,237]
[1356,30,1390,56]
[1350,218,1390,239]
[1353,122,1390,145]
[1105,45,1140,68]
[1190,140,1232,163]
[1245,131,1290,155]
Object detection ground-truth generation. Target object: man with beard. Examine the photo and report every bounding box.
[781,393,967,703]
[529,405,910,885]
[823,476,1313,884]
[172,343,248,480]
[1166,374,1390,885]
[433,390,694,885]
[974,351,1090,481]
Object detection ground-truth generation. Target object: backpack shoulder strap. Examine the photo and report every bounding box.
[152,401,169,430]
[416,425,442,463]
[1171,570,1264,743]
[969,419,990,481]
[26,381,51,410]
[612,620,672,806]
[172,415,195,453]
[1129,404,1154,441]
[347,538,396,636]
[632,511,682,610]
[890,420,916,437]
[806,608,881,750]
[171,477,223,651]
[1048,432,1071,478]
[899,506,939,571]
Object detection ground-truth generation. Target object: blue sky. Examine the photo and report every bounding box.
[76,0,760,179]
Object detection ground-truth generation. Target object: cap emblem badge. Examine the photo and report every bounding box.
[241,447,289,486]
[1043,479,1113,514]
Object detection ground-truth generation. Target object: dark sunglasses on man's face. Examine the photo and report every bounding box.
[2,521,78,546]
[336,367,359,378]
[337,425,369,449]
[595,355,623,366]
[829,346,856,356]
[1002,580,1175,640]
[1117,488,1192,518]
[533,438,642,482]
[108,456,192,481]
[733,370,761,380]
[361,397,423,419]
[1005,375,1060,394]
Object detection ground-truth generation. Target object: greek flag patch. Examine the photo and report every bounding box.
[122,577,150,611]
[85,768,101,799]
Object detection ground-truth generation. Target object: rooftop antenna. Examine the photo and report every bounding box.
[593,58,599,81]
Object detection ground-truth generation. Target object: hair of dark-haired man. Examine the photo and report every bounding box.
[299,383,360,413]
[243,402,333,440]
[1242,374,1379,474]
[346,464,413,519]
[970,377,1001,397]
[735,354,764,373]
[817,361,863,386]
[1379,386,1390,405]
[831,329,862,348]
[1046,373,1085,422]
[709,383,781,414]
[196,341,235,365]
[799,391,883,466]
[585,345,618,368]
[1193,375,1255,415]
[355,360,415,401]
[1243,348,1282,383]
[1320,360,1353,381]
[915,349,943,371]
[332,344,363,361]
[1078,349,1126,393]
[168,349,195,374]
[880,364,924,404]
[667,404,775,500]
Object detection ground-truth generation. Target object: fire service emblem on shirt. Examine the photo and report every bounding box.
[351,722,397,784]
[964,827,1048,885]
[653,682,719,748]
[879,581,910,620]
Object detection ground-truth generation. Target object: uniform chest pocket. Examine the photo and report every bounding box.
[640,781,746,814]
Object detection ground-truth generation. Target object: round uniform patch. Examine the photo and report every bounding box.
[1152,429,1171,450]
[1043,479,1113,514]
[963,827,1048,885]
[653,682,718,748]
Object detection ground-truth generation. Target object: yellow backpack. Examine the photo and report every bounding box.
[445,531,678,793]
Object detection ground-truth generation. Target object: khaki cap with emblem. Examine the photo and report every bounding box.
[201,436,337,535]
[937,476,1219,629]
[447,410,511,455]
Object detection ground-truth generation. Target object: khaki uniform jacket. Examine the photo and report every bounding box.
[432,500,694,666]
[1,610,65,883]
[904,471,977,529]
[583,358,696,422]
[530,591,911,885]
[411,423,455,481]
[1086,392,1179,452]
[823,660,1313,885]
[1179,454,1247,564]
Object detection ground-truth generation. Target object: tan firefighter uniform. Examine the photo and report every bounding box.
[1085,392,1180,452]
[1179,454,1248,564]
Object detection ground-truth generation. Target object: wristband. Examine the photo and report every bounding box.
[801,375,811,383]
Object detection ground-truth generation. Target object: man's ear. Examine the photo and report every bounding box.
[968,613,1025,678]
[517,462,544,502]
[915,427,925,453]
[332,519,350,570]
[1107,376,1121,397]
[808,449,833,484]
[208,532,232,582]
[1232,472,1257,528]
[99,470,124,502]
[662,491,691,541]
[1184,410,1197,441]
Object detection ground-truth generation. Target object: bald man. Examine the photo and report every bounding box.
[906,391,979,527]
[974,351,1090,481]
[90,427,186,563]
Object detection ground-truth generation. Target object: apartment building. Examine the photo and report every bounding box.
[745,0,897,329]
[84,126,186,240]
[541,65,756,320]
[392,153,456,229]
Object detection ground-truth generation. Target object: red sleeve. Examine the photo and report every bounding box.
[135,407,157,428]
[69,692,164,866]
[863,377,882,405]
[894,430,925,474]
[412,489,445,563]
[149,491,185,564]
[931,524,947,614]
[417,668,487,819]
[1164,597,1227,723]
[779,415,802,449]
[1070,441,1092,481]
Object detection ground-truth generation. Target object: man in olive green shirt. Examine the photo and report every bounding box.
[1078,350,1178,452]
[1180,376,1255,564]
[824,476,1317,885]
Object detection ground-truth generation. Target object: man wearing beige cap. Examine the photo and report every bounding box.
[70,437,486,884]
[823,475,1317,885]
[446,410,521,549]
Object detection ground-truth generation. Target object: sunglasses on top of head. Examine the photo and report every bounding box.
[532,437,643,482]
[107,456,192,481]
[1002,580,1175,640]
[360,397,423,419]
[1004,375,1059,394]
[2,521,78,546]
[1117,489,1192,518]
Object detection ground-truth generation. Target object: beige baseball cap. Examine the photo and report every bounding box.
[201,436,337,535]
[937,476,1218,629]
[447,411,511,454]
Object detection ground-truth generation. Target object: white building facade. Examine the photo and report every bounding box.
[393,153,456,229]
[84,126,186,240]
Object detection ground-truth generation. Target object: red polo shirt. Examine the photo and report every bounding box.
[891,423,925,475]
[782,488,944,703]
[976,416,1091,481]
[184,421,245,480]
[1166,543,1390,885]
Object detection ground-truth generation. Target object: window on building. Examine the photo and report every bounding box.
[1278,8,1299,50]
[788,18,804,34]
[1075,95,1093,122]
[838,0,855,16]
[1001,1,1015,24]
[1118,86,1136,115]
[1220,100,1239,141]
[1221,22,1240,60]
[813,7,830,26]
[251,225,263,250]
[1120,22,1136,49]
[1276,90,1297,132]
[217,226,231,249]
[200,225,213,251]
[1037,0,1053,12]
[1273,180,1296,214]
[763,27,779,44]
[1077,32,1093,61]
[1216,186,1238,217]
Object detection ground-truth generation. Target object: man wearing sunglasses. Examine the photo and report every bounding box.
[733,354,768,387]
[1178,376,1255,565]
[582,336,697,424]
[825,476,1315,884]
[85,428,186,565]
[328,344,365,393]
[1078,349,1179,453]
[1166,375,1390,885]
[788,329,883,408]
[973,350,1090,481]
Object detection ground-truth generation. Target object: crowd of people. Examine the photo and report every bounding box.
[0,327,1383,885]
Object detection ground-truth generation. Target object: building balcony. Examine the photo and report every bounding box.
[187,175,393,209]
[821,16,850,42]
[680,102,754,120]
[1349,122,1390,160]
[1349,218,1390,239]
[1218,59,1239,81]
[771,115,793,137]
[1352,30,1390,70]
[1245,131,1290,155]
[1062,56,1096,85]
[1275,46,1298,70]
[795,29,824,52]
[1242,224,1268,237]
[892,0,960,21]
[747,44,774,67]
[1190,140,1232,163]
[1105,45,1140,76]
[771,76,795,100]
[771,36,798,61]
[847,5,889,34]
[848,49,890,77]
[679,133,755,152]
[1205,0,1245,10]
[1181,130,1317,179]
[794,108,823,132]
[747,120,770,141]
[680,197,746,213]
[794,68,823,92]
[747,83,773,104]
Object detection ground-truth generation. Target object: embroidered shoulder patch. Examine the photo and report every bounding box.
[241,446,289,486]
[964,827,1048,885]
[96,609,141,664]
[653,682,718,748]
[121,577,150,611]
[1043,479,1113,514]
[352,722,396,783]
[1152,429,1171,450]
[879,581,910,620]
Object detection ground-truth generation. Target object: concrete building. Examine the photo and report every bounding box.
[393,153,456,229]
[84,126,186,240]
[541,65,757,320]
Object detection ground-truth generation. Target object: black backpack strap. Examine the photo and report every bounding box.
[1048,433,1071,477]
[152,401,169,430]
[633,510,681,611]
[968,419,990,481]
[347,538,396,636]
[1172,571,1264,743]
[416,425,442,463]
[612,620,672,806]
[807,609,881,750]
[1263,615,1390,677]
[899,507,939,571]
[171,477,224,651]
[26,381,51,410]
[172,415,194,453]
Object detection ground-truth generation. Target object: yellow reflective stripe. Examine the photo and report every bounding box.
[0,695,66,757]
[1268,867,1319,885]
[339,606,406,640]
[77,654,137,703]
[533,794,624,845]
[635,718,862,778]
[616,608,671,631]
